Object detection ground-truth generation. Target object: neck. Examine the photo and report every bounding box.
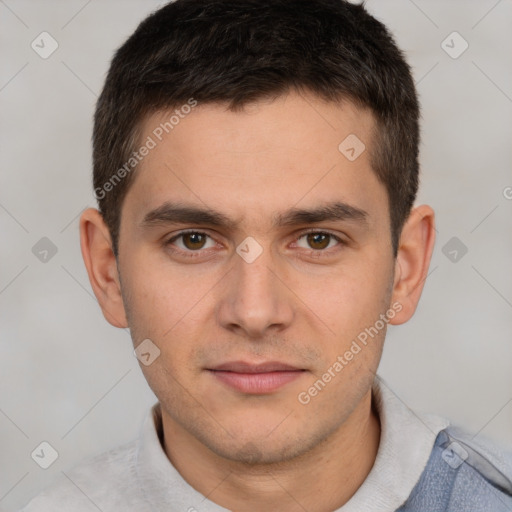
[160,389,381,512]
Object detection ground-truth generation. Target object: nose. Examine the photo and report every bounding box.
[216,241,294,339]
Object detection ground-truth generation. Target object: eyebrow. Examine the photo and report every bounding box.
[275,202,368,227]
[140,201,369,230]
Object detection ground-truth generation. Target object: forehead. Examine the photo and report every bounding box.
[141,93,375,160]
[122,92,387,230]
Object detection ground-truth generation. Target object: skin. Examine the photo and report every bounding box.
[80,90,435,512]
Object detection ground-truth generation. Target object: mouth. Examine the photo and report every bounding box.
[207,361,306,394]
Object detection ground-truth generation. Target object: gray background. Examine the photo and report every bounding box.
[1,0,511,509]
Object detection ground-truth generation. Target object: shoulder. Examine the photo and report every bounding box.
[400,425,512,512]
[20,440,148,511]
[442,425,512,491]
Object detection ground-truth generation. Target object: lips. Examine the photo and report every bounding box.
[211,361,301,373]
[208,361,305,394]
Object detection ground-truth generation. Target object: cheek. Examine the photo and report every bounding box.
[123,252,196,330]
[122,258,212,366]
[299,255,393,370]
[313,258,390,320]
[128,279,172,333]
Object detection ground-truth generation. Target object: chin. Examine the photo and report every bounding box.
[214,439,303,466]
[199,426,322,466]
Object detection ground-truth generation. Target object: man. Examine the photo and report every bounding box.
[21,0,512,510]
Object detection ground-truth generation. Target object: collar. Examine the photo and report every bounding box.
[134,375,449,511]
[338,375,449,511]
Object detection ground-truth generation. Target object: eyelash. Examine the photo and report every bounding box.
[164,229,346,259]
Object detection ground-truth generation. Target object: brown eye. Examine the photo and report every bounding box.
[294,231,344,255]
[181,232,207,250]
[166,231,216,253]
[306,232,331,250]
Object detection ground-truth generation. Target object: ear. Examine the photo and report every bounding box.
[79,208,128,328]
[389,204,436,325]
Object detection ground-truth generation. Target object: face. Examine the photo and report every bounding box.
[115,92,397,464]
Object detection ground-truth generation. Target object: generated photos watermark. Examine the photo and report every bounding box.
[94,98,198,200]
[298,301,402,405]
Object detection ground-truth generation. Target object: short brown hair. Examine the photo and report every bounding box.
[93,0,420,257]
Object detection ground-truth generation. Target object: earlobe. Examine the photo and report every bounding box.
[389,205,436,325]
[79,208,128,328]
